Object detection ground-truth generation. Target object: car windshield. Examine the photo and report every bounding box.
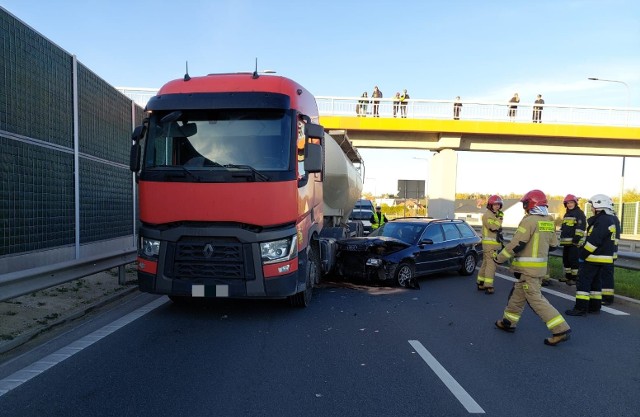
[373,222,426,244]
[143,109,292,171]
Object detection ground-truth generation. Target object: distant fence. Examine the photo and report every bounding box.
[0,8,143,300]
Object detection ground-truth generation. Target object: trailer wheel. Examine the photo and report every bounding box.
[289,247,319,308]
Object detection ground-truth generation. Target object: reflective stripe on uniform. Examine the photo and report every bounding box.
[586,254,614,264]
[584,242,597,253]
[576,291,590,301]
[483,277,494,285]
[546,315,566,330]
[512,256,547,268]
[589,291,602,299]
[504,311,520,323]
[602,288,614,296]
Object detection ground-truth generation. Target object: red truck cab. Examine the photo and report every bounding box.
[130,73,325,306]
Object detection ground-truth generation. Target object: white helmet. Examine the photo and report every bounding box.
[589,194,614,210]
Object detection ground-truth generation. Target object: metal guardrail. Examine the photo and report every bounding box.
[316,96,640,127]
[0,249,137,303]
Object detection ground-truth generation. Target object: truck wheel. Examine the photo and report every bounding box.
[395,262,415,287]
[289,247,319,308]
[459,253,477,276]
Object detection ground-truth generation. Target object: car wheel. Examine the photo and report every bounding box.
[289,246,319,308]
[395,262,415,287]
[459,253,477,276]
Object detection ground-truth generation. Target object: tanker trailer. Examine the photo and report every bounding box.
[318,130,364,273]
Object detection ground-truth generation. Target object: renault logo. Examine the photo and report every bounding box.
[203,243,214,258]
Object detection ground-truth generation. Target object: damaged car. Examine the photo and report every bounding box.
[335,218,482,288]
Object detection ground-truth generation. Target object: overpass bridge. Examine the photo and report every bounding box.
[316,96,640,218]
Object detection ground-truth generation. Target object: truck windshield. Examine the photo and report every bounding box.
[143,109,292,172]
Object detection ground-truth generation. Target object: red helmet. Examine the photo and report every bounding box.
[486,195,503,210]
[521,189,548,211]
[563,194,578,207]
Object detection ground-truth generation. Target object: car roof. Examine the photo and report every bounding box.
[388,217,468,225]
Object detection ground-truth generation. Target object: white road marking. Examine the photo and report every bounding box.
[409,340,485,414]
[0,297,168,397]
[494,272,630,316]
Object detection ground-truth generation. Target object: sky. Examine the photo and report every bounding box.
[3,0,639,200]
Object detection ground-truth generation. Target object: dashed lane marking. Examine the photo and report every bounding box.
[409,340,485,414]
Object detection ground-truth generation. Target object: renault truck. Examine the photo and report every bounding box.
[129,72,362,306]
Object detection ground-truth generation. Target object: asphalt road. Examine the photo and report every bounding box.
[1,271,639,417]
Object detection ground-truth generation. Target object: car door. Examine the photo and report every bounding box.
[441,222,464,269]
[414,223,448,275]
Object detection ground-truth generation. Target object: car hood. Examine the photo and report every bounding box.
[336,236,411,255]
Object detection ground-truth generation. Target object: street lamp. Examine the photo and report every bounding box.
[587,77,630,227]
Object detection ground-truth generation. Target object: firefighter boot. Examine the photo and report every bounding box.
[566,298,588,316]
[544,329,571,346]
[558,272,570,283]
[494,319,516,333]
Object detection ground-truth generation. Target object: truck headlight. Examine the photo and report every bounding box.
[260,235,297,264]
[140,237,160,258]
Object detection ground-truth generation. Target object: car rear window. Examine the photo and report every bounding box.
[455,222,477,238]
[350,211,372,220]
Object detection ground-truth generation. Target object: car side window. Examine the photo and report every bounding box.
[442,223,462,241]
[422,224,444,243]
[456,222,477,238]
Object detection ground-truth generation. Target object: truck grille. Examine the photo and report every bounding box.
[171,240,245,280]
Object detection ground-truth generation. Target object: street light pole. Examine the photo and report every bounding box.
[587,77,630,227]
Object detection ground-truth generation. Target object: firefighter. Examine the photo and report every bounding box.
[477,194,504,294]
[566,194,618,316]
[493,189,571,346]
[602,213,621,305]
[370,205,388,230]
[559,194,586,286]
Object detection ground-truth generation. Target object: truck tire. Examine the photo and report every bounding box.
[289,246,320,308]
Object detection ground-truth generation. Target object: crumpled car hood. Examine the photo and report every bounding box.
[336,236,410,255]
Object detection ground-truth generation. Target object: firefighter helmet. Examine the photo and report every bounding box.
[521,189,548,211]
[589,194,614,211]
[486,195,503,210]
[563,194,578,207]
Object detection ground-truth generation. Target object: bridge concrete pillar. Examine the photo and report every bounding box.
[428,148,458,219]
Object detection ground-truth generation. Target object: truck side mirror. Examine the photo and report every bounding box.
[304,143,322,173]
[129,125,146,172]
[304,123,324,140]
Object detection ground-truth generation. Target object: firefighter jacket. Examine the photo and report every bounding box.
[481,209,503,249]
[370,211,388,230]
[581,211,617,264]
[560,206,586,246]
[495,214,558,277]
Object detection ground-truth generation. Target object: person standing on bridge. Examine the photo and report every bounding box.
[357,91,368,117]
[559,194,586,286]
[566,194,618,316]
[493,189,571,346]
[477,195,504,295]
[393,92,401,117]
[532,94,545,123]
[372,86,383,117]
[508,93,520,121]
[453,96,462,120]
[400,89,410,118]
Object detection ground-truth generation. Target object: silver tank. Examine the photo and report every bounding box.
[323,132,363,226]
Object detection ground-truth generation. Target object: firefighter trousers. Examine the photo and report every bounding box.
[478,245,499,288]
[562,245,580,279]
[573,262,605,311]
[503,273,570,335]
[601,264,615,304]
